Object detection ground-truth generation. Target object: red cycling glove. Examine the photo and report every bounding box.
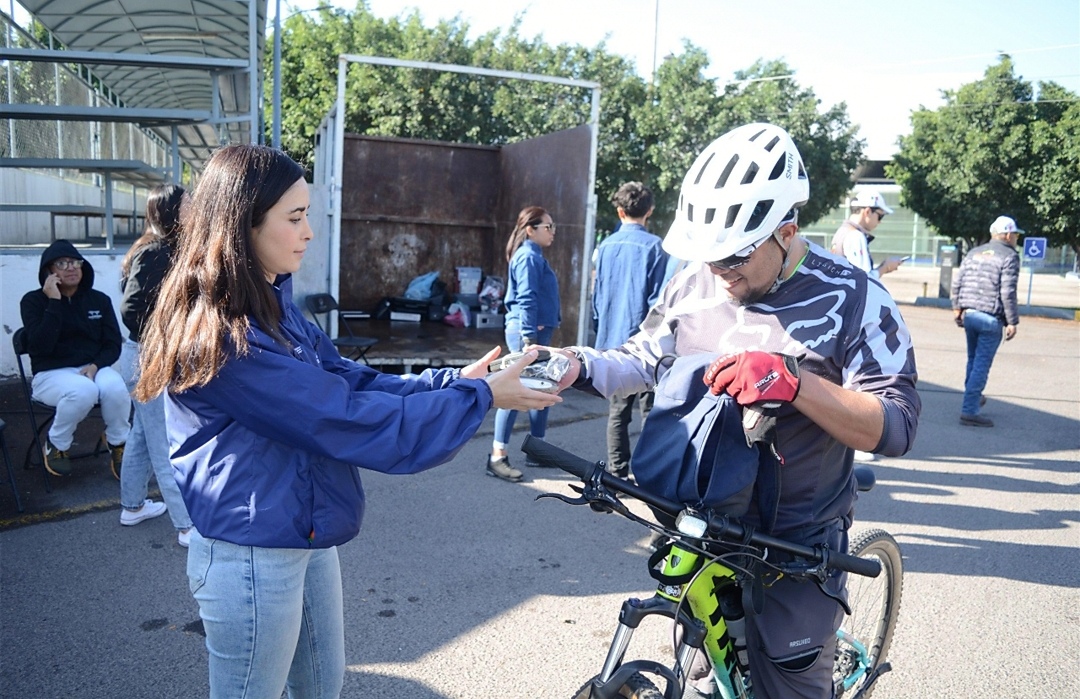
[703,351,801,405]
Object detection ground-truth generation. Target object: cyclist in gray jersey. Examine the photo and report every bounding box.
[553,123,920,699]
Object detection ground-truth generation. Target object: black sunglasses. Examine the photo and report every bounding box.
[706,239,767,271]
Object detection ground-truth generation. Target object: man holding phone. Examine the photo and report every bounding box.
[19,239,130,477]
[830,190,906,462]
[830,189,906,279]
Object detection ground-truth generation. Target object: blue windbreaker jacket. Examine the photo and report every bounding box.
[166,275,493,549]
[503,239,560,341]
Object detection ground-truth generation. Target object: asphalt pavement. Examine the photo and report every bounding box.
[1,296,1078,698]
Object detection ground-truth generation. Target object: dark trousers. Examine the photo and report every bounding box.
[606,391,654,474]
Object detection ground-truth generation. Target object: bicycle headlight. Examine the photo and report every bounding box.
[675,511,707,538]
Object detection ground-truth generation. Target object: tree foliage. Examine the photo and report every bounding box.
[267,1,863,238]
[888,57,1079,254]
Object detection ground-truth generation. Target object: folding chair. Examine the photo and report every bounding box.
[0,419,23,512]
[12,328,107,490]
[305,293,379,365]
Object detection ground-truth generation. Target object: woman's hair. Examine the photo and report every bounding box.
[120,183,186,279]
[505,205,549,262]
[135,144,305,400]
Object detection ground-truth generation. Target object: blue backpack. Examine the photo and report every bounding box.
[630,353,782,533]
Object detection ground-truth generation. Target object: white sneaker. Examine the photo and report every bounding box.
[177,528,191,548]
[853,450,877,462]
[120,499,167,526]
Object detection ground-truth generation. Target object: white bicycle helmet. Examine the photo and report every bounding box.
[663,123,809,262]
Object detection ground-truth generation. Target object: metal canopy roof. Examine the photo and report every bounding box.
[13,0,268,172]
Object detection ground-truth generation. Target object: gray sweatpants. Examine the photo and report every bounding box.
[744,524,848,699]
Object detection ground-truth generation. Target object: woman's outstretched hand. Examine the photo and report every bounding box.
[461,346,502,379]
[464,347,562,411]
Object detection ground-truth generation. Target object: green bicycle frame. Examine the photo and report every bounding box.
[659,540,875,699]
[657,540,749,699]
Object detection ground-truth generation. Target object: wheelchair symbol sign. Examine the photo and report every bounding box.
[1024,237,1047,260]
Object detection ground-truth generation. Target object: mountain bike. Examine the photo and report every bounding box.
[522,435,903,699]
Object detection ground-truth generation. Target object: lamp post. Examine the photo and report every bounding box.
[272,3,334,150]
[273,0,281,149]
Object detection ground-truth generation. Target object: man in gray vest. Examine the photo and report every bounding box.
[950,215,1022,427]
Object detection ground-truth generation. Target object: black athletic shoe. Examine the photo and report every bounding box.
[486,456,523,482]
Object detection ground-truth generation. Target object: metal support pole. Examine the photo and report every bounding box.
[171,126,181,183]
[330,56,347,337]
[911,213,919,261]
[248,0,259,144]
[272,0,282,150]
[104,172,115,249]
[578,86,602,346]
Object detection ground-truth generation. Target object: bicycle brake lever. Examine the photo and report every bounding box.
[536,481,627,516]
[535,491,592,507]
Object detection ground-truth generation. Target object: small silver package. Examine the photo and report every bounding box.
[488,349,570,393]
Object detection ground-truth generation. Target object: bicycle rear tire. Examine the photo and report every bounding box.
[572,672,664,699]
[835,528,904,699]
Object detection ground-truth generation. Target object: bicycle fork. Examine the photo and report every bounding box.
[594,539,752,699]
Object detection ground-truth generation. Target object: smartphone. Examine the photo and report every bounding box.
[899,256,912,262]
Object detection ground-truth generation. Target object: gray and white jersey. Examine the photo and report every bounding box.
[573,243,920,534]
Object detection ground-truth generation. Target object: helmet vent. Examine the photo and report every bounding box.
[740,162,759,185]
[798,161,807,180]
[748,128,767,142]
[704,208,716,225]
[687,203,694,222]
[764,135,781,151]
[768,153,786,181]
[716,155,739,188]
[694,153,716,185]
[725,204,742,228]
[747,200,773,231]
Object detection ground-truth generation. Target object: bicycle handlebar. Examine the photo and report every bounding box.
[522,435,880,578]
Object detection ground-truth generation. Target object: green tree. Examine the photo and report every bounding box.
[633,44,724,234]
[888,57,1052,252]
[1028,82,1080,256]
[267,3,863,243]
[716,59,864,227]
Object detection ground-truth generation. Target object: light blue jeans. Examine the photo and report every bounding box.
[492,319,555,449]
[962,310,1004,416]
[187,529,346,699]
[119,340,192,530]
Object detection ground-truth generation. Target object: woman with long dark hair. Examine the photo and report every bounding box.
[136,144,556,698]
[117,183,193,543]
[484,205,561,482]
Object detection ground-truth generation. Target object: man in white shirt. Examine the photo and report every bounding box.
[831,189,904,279]
[830,189,905,462]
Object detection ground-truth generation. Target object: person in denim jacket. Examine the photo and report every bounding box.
[486,206,561,482]
[592,182,668,478]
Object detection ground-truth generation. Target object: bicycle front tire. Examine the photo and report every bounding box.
[835,528,904,699]
[572,672,664,699]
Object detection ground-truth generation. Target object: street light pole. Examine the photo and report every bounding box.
[651,0,659,87]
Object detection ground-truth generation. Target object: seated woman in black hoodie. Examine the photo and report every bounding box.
[19,239,130,478]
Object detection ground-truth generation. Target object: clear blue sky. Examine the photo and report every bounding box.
[286,0,1080,159]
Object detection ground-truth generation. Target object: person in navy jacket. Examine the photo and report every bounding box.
[135,144,558,699]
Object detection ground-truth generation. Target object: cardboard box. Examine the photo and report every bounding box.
[474,312,503,329]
